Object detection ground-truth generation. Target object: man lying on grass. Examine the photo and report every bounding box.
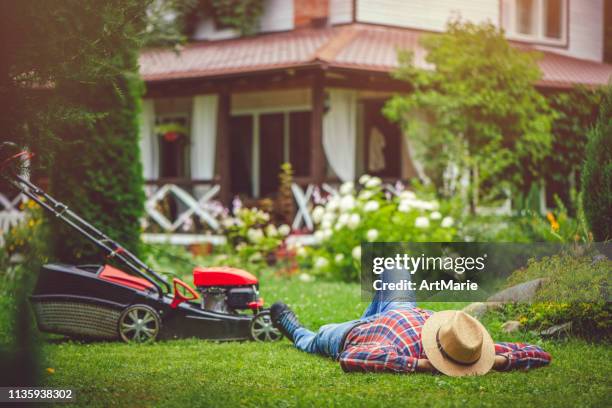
[271,293,551,376]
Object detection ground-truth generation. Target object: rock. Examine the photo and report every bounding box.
[487,278,547,303]
[462,302,488,319]
[501,320,521,333]
[539,322,572,339]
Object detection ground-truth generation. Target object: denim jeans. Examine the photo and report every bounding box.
[292,268,416,359]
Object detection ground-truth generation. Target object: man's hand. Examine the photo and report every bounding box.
[416,359,435,372]
[493,355,509,371]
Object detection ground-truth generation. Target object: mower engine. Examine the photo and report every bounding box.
[193,267,264,314]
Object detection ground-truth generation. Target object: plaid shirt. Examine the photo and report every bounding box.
[339,307,552,373]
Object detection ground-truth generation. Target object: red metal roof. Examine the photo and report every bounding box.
[140,24,612,88]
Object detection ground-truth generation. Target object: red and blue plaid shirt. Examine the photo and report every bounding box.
[339,307,551,373]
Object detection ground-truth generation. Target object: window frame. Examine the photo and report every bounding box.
[502,0,569,47]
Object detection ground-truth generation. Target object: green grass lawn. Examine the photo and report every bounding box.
[23,276,609,408]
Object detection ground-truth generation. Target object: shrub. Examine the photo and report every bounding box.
[302,176,459,282]
[581,85,612,241]
[220,206,290,265]
[503,251,611,341]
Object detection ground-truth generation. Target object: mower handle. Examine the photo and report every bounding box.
[1,144,172,297]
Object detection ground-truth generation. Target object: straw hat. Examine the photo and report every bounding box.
[421,310,495,376]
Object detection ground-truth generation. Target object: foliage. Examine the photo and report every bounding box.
[276,162,295,225]
[144,0,264,47]
[302,175,459,282]
[220,206,290,265]
[503,251,611,341]
[384,20,552,210]
[544,88,602,208]
[581,84,612,241]
[43,1,147,262]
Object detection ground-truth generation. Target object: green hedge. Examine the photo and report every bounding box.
[581,85,612,241]
[51,75,145,262]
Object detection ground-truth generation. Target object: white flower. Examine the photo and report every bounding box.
[363,200,380,212]
[359,174,371,185]
[322,212,335,224]
[415,216,430,229]
[314,257,329,269]
[321,219,333,230]
[358,190,374,200]
[247,228,264,243]
[409,199,437,211]
[298,273,314,283]
[352,246,362,260]
[322,228,333,240]
[430,211,442,220]
[366,228,379,242]
[336,213,349,229]
[222,217,235,228]
[326,197,340,212]
[347,213,361,230]
[340,195,356,211]
[296,246,308,257]
[278,224,291,236]
[339,181,354,195]
[334,253,345,263]
[265,224,278,237]
[400,190,416,200]
[312,206,325,223]
[398,201,412,213]
[314,230,325,241]
[365,177,382,188]
[441,216,454,228]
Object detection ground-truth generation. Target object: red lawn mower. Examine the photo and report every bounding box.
[1,143,282,343]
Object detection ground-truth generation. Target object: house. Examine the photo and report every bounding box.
[138,0,612,242]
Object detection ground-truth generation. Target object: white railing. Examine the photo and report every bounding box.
[0,192,28,246]
[142,179,224,245]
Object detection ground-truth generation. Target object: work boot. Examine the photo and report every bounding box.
[270,301,303,342]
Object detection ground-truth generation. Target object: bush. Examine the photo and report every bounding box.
[302,176,459,282]
[503,251,611,341]
[50,57,146,261]
[220,206,290,265]
[581,85,612,241]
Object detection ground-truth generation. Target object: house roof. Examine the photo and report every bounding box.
[140,24,612,89]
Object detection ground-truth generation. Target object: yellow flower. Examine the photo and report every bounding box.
[46,367,55,374]
[546,212,559,232]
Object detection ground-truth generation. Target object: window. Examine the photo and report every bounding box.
[505,0,567,44]
[229,110,311,198]
[155,115,190,178]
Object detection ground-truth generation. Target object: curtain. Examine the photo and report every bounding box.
[139,99,158,179]
[323,89,357,182]
[191,95,219,199]
[191,94,218,181]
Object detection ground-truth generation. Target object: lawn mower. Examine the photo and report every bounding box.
[1,143,282,343]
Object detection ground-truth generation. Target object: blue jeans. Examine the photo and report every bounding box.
[293,268,416,359]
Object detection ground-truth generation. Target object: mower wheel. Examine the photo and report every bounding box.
[250,310,283,342]
[118,304,161,343]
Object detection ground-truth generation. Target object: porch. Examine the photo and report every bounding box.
[140,66,422,242]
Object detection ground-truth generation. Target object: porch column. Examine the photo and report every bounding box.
[310,71,325,184]
[216,89,231,204]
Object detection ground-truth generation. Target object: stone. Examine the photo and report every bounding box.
[462,302,488,319]
[501,320,521,333]
[540,322,572,339]
[487,278,547,303]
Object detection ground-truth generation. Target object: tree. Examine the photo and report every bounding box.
[384,20,552,211]
[0,1,149,261]
[581,84,612,241]
[544,87,602,210]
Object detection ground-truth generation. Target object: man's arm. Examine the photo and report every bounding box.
[493,342,552,371]
[339,344,423,373]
